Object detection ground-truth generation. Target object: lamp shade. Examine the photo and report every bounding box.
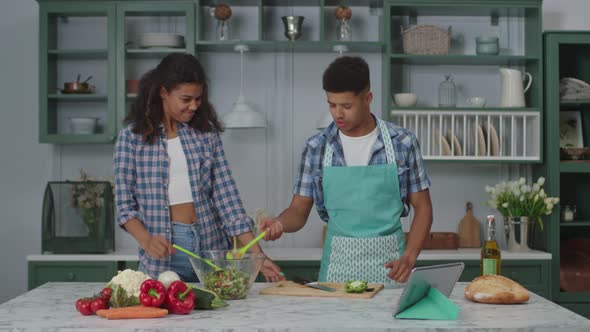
[316,112,333,130]
[223,94,266,128]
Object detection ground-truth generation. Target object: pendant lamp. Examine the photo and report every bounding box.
[223,44,266,128]
[316,45,349,130]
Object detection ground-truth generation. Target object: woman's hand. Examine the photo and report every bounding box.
[385,252,417,283]
[142,235,173,259]
[260,258,286,282]
[260,217,284,241]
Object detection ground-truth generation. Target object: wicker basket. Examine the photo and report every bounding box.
[401,25,451,55]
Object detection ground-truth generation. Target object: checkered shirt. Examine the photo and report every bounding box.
[293,119,431,222]
[114,123,253,277]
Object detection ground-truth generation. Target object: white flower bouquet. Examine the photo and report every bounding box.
[485,177,559,231]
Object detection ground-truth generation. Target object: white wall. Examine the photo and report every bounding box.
[0,0,588,304]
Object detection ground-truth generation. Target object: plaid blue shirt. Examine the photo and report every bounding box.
[114,123,253,277]
[294,119,431,222]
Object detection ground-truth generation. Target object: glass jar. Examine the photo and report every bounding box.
[337,18,352,41]
[561,205,576,222]
[438,75,457,107]
[216,19,230,41]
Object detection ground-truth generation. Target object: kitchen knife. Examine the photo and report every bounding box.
[292,277,337,292]
[304,282,337,292]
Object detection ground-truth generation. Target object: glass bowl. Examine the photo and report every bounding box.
[189,250,266,300]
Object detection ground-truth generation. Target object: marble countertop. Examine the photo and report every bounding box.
[0,282,587,331]
[27,248,551,261]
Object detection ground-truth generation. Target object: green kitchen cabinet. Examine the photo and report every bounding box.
[540,31,590,318]
[386,0,543,162]
[38,1,117,144]
[28,261,117,290]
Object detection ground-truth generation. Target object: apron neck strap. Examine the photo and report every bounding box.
[323,119,396,167]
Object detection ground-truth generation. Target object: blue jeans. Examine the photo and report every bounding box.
[169,221,200,282]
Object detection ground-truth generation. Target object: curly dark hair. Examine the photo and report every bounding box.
[125,53,223,143]
[322,56,370,95]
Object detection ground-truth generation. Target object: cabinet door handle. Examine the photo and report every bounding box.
[66,272,76,281]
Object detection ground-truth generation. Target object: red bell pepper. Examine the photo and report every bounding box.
[165,280,195,314]
[139,279,166,307]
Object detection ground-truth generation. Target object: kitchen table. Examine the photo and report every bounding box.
[1,282,588,331]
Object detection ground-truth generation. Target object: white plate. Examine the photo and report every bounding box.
[474,123,486,156]
[433,131,452,156]
[483,121,500,156]
[446,131,463,156]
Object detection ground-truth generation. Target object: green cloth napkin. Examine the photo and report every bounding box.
[394,286,459,320]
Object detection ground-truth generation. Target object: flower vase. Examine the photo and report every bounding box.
[504,216,531,251]
[81,207,98,238]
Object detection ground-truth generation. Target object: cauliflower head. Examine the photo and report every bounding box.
[109,269,150,297]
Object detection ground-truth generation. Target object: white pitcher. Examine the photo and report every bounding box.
[499,68,532,107]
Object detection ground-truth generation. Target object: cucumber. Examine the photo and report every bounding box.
[192,286,228,310]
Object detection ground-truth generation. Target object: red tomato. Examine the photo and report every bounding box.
[90,297,107,313]
[100,287,113,299]
[77,298,93,316]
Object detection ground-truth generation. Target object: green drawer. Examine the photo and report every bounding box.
[28,261,117,290]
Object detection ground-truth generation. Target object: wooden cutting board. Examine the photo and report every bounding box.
[259,281,384,298]
[458,201,481,248]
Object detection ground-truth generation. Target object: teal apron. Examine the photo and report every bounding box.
[318,119,406,286]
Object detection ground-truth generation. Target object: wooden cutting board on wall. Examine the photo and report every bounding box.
[259,281,384,298]
[458,202,481,248]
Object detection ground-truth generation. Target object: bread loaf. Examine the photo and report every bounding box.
[464,275,529,304]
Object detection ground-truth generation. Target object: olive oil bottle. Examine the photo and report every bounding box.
[481,215,501,275]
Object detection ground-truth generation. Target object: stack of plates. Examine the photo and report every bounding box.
[139,33,185,48]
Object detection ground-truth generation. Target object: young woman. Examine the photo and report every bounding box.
[114,53,283,282]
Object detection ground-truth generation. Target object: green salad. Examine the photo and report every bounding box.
[203,268,251,300]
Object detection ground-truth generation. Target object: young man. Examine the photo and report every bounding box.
[261,56,433,285]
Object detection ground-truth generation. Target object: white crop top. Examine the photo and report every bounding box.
[167,137,194,205]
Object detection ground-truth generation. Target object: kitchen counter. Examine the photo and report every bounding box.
[0,282,587,331]
[27,247,551,261]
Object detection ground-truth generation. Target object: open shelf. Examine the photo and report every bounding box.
[390,54,539,66]
[48,94,108,101]
[125,48,188,59]
[196,40,384,52]
[48,49,108,59]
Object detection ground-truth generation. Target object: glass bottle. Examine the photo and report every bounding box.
[337,19,352,41]
[216,19,230,41]
[481,215,502,275]
[438,74,457,107]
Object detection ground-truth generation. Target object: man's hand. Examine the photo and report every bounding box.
[385,252,417,283]
[261,258,286,282]
[142,235,173,259]
[260,217,284,241]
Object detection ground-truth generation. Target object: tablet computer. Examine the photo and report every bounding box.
[393,262,465,316]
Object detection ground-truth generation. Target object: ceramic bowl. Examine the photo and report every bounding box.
[69,117,97,134]
[466,96,486,107]
[393,93,418,107]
